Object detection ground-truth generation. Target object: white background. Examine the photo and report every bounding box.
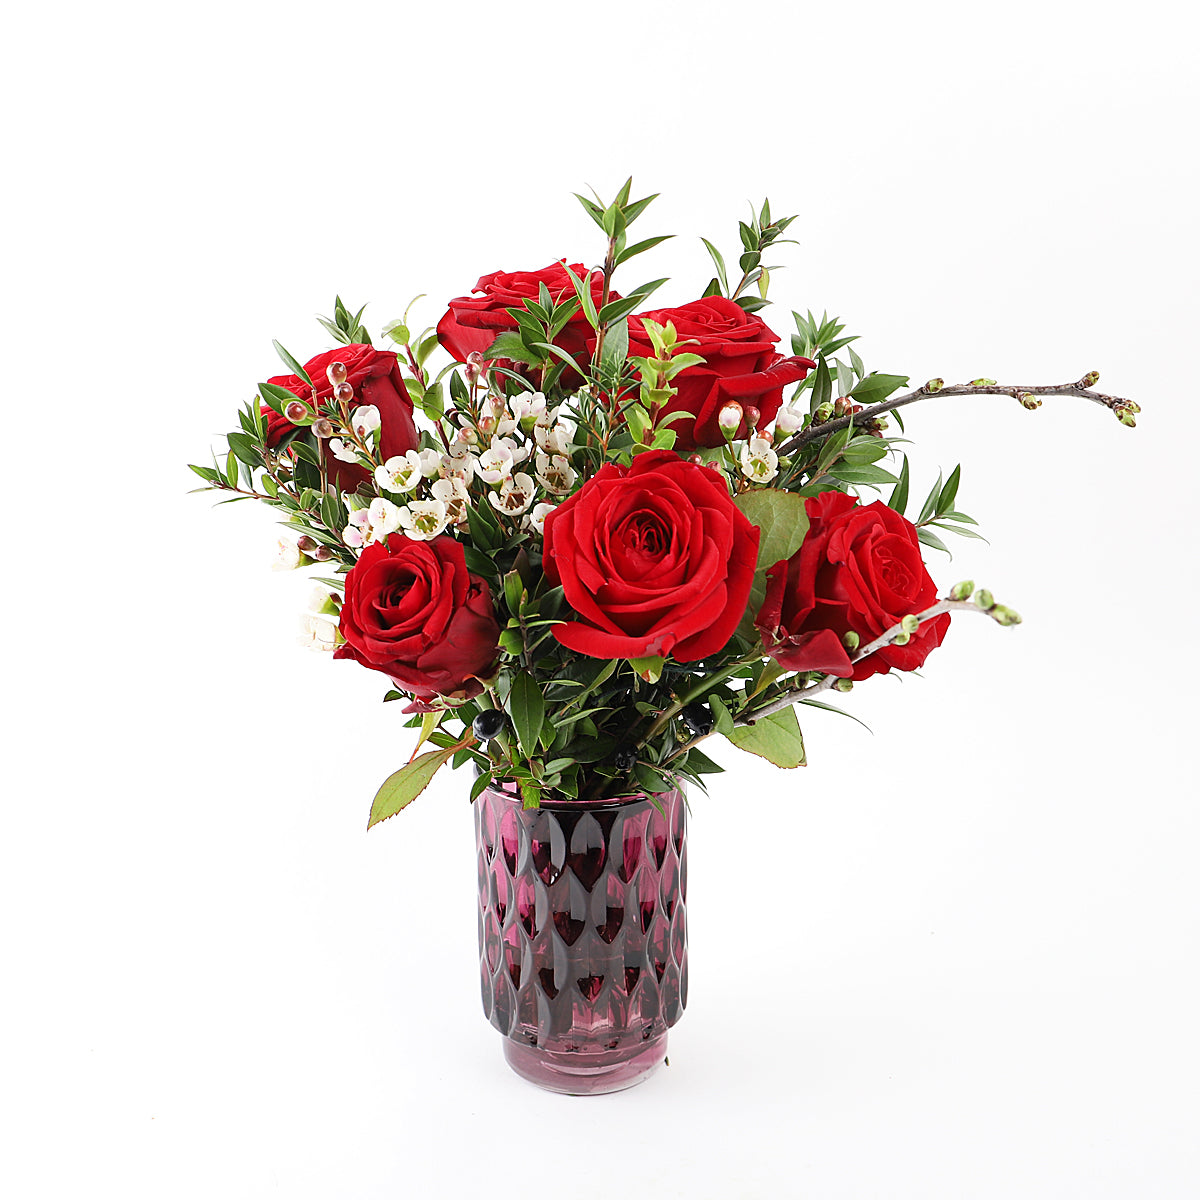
[4,1,1198,1196]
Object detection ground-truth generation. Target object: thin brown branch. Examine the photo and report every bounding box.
[777,374,1137,455]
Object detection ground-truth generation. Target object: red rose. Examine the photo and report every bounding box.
[625,297,815,450]
[756,492,949,681]
[436,262,612,366]
[542,449,759,661]
[334,534,501,705]
[261,344,420,490]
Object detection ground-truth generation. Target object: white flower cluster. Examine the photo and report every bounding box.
[340,389,582,551]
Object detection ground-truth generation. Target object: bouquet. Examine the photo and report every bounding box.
[190,179,1138,825]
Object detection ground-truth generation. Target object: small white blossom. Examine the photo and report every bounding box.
[488,471,536,517]
[366,497,404,543]
[740,436,779,483]
[431,476,471,526]
[350,405,381,439]
[375,450,424,493]
[529,502,556,535]
[534,405,575,456]
[534,450,577,496]
[272,536,302,571]
[298,612,340,652]
[329,438,361,464]
[399,499,450,540]
[342,508,371,548]
[476,436,529,485]
[418,448,442,478]
[510,390,548,425]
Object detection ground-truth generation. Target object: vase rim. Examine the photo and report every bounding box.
[479,774,683,810]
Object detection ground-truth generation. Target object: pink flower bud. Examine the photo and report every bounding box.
[718,401,743,435]
[334,382,354,403]
[743,405,761,431]
[327,361,348,385]
[285,401,308,422]
[295,534,317,553]
[313,417,335,439]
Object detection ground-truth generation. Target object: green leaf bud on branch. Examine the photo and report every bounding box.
[969,378,996,386]
[974,588,995,611]
[900,614,920,634]
[1019,393,1042,410]
[842,630,860,650]
[989,604,1022,626]
[834,678,854,692]
[924,378,945,393]
[1079,371,1100,388]
[893,631,911,645]
[949,580,975,601]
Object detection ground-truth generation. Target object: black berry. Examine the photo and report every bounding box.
[472,710,508,741]
[679,702,714,738]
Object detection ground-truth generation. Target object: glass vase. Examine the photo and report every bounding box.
[474,780,688,1095]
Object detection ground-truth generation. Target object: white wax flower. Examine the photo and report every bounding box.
[350,405,381,439]
[534,405,575,456]
[375,451,424,493]
[510,390,548,425]
[529,502,556,535]
[476,436,529,485]
[342,508,371,548]
[329,438,361,464]
[418,448,442,478]
[298,612,340,652]
[488,472,536,517]
[740,436,779,483]
[534,450,577,496]
[366,497,404,543]
[399,499,450,541]
[272,536,301,571]
[430,476,470,525]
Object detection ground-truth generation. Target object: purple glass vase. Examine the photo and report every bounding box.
[474,781,688,1095]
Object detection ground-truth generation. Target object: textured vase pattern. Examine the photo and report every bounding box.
[475,784,687,1055]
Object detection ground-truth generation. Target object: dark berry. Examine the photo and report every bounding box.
[613,746,637,772]
[472,710,507,742]
[679,702,714,738]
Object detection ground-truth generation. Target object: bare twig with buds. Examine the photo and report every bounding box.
[776,372,1139,455]
[661,586,1020,765]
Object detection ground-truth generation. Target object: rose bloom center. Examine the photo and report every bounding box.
[617,509,671,568]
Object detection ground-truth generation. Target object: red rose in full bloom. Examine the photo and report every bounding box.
[435,262,612,366]
[756,492,949,681]
[542,449,759,661]
[260,344,420,490]
[625,297,815,449]
[334,534,501,705]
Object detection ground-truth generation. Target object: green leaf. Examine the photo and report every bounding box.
[707,693,735,737]
[937,463,961,515]
[734,489,811,572]
[629,656,666,684]
[469,769,494,804]
[727,707,806,768]
[485,331,536,365]
[700,238,729,296]
[850,373,909,406]
[889,456,911,514]
[917,471,944,525]
[615,234,673,266]
[828,462,899,487]
[917,527,950,555]
[367,745,457,828]
[272,340,313,387]
[682,746,724,775]
[509,672,545,758]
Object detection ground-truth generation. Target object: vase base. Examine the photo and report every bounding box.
[502,1034,668,1095]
